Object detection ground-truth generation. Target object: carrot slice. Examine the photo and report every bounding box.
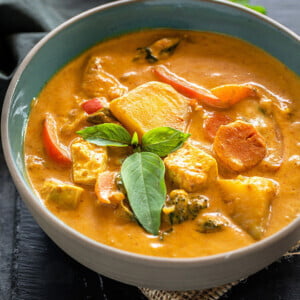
[81,98,104,114]
[95,171,125,205]
[203,112,232,141]
[43,114,72,165]
[153,65,229,109]
[213,120,266,172]
[211,84,258,107]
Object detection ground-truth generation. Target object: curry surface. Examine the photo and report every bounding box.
[24,29,300,257]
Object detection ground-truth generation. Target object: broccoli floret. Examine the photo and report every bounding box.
[196,214,226,233]
[163,189,208,225]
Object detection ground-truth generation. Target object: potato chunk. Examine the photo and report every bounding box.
[219,175,278,239]
[71,140,107,185]
[41,179,83,209]
[82,56,127,100]
[110,81,190,137]
[164,143,218,192]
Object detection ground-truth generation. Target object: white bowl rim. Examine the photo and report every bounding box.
[2,0,300,266]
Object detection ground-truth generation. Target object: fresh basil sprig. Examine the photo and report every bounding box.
[77,123,189,235]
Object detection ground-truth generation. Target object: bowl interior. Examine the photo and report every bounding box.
[3,0,300,242]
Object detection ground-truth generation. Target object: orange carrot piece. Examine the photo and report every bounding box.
[211,84,258,107]
[203,112,232,141]
[43,114,71,165]
[95,171,125,205]
[213,120,266,172]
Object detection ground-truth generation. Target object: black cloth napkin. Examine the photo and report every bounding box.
[0,1,299,299]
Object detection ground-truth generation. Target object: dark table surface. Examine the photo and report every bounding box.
[0,1,299,299]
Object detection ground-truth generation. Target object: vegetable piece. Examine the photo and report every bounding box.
[235,99,283,171]
[203,112,232,141]
[87,107,119,125]
[110,81,190,138]
[219,175,278,239]
[196,213,227,233]
[121,152,166,235]
[41,179,83,209]
[134,37,180,63]
[164,143,218,192]
[71,140,107,185]
[163,189,208,225]
[82,56,128,100]
[42,114,72,165]
[77,123,132,147]
[213,120,266,172]
[153,66,258,109]
[142,127,190,157]
[153,65,226,109]
[95,171,125,205]
[81,98,104,114]
[211,84,258,107]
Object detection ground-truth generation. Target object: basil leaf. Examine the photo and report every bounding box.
[121,152,166,235]
[77,123,131,147]
[142,127,190,157]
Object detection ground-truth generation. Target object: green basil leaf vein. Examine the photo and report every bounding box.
[77,123,131,147]
[121,152,166,235]
[142,127,190,157]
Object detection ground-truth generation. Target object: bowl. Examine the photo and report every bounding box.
[2,0,300,291]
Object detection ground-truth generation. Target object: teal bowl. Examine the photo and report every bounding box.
[2,0,300,290]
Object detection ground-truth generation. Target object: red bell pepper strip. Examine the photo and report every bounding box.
[43,114,72,165]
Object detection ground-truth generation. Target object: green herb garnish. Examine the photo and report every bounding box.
[142,127,190,157]
[121,152,166,235]
[77,124,189,235]
[229,0,267,14]
[77,123,132,147]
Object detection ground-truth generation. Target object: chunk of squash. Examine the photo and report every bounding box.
[219,175,278,239]
[110,81,190,137]
[41,179,83,209]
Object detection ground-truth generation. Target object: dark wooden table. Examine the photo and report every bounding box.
[0,1,299,299]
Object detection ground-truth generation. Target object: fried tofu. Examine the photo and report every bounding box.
[41,179,83,209]
[164,143,218,192]
[71,140,107,185]
[219,175,278,239]
[109,81,190,137]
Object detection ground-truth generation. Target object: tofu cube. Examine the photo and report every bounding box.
[42,179,83,209]
[219,175,278,239]
[164,143,218,192]
[110,81,190,137]
[71,140,107,185]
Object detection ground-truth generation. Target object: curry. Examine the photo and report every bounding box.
[24,29,300,258]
